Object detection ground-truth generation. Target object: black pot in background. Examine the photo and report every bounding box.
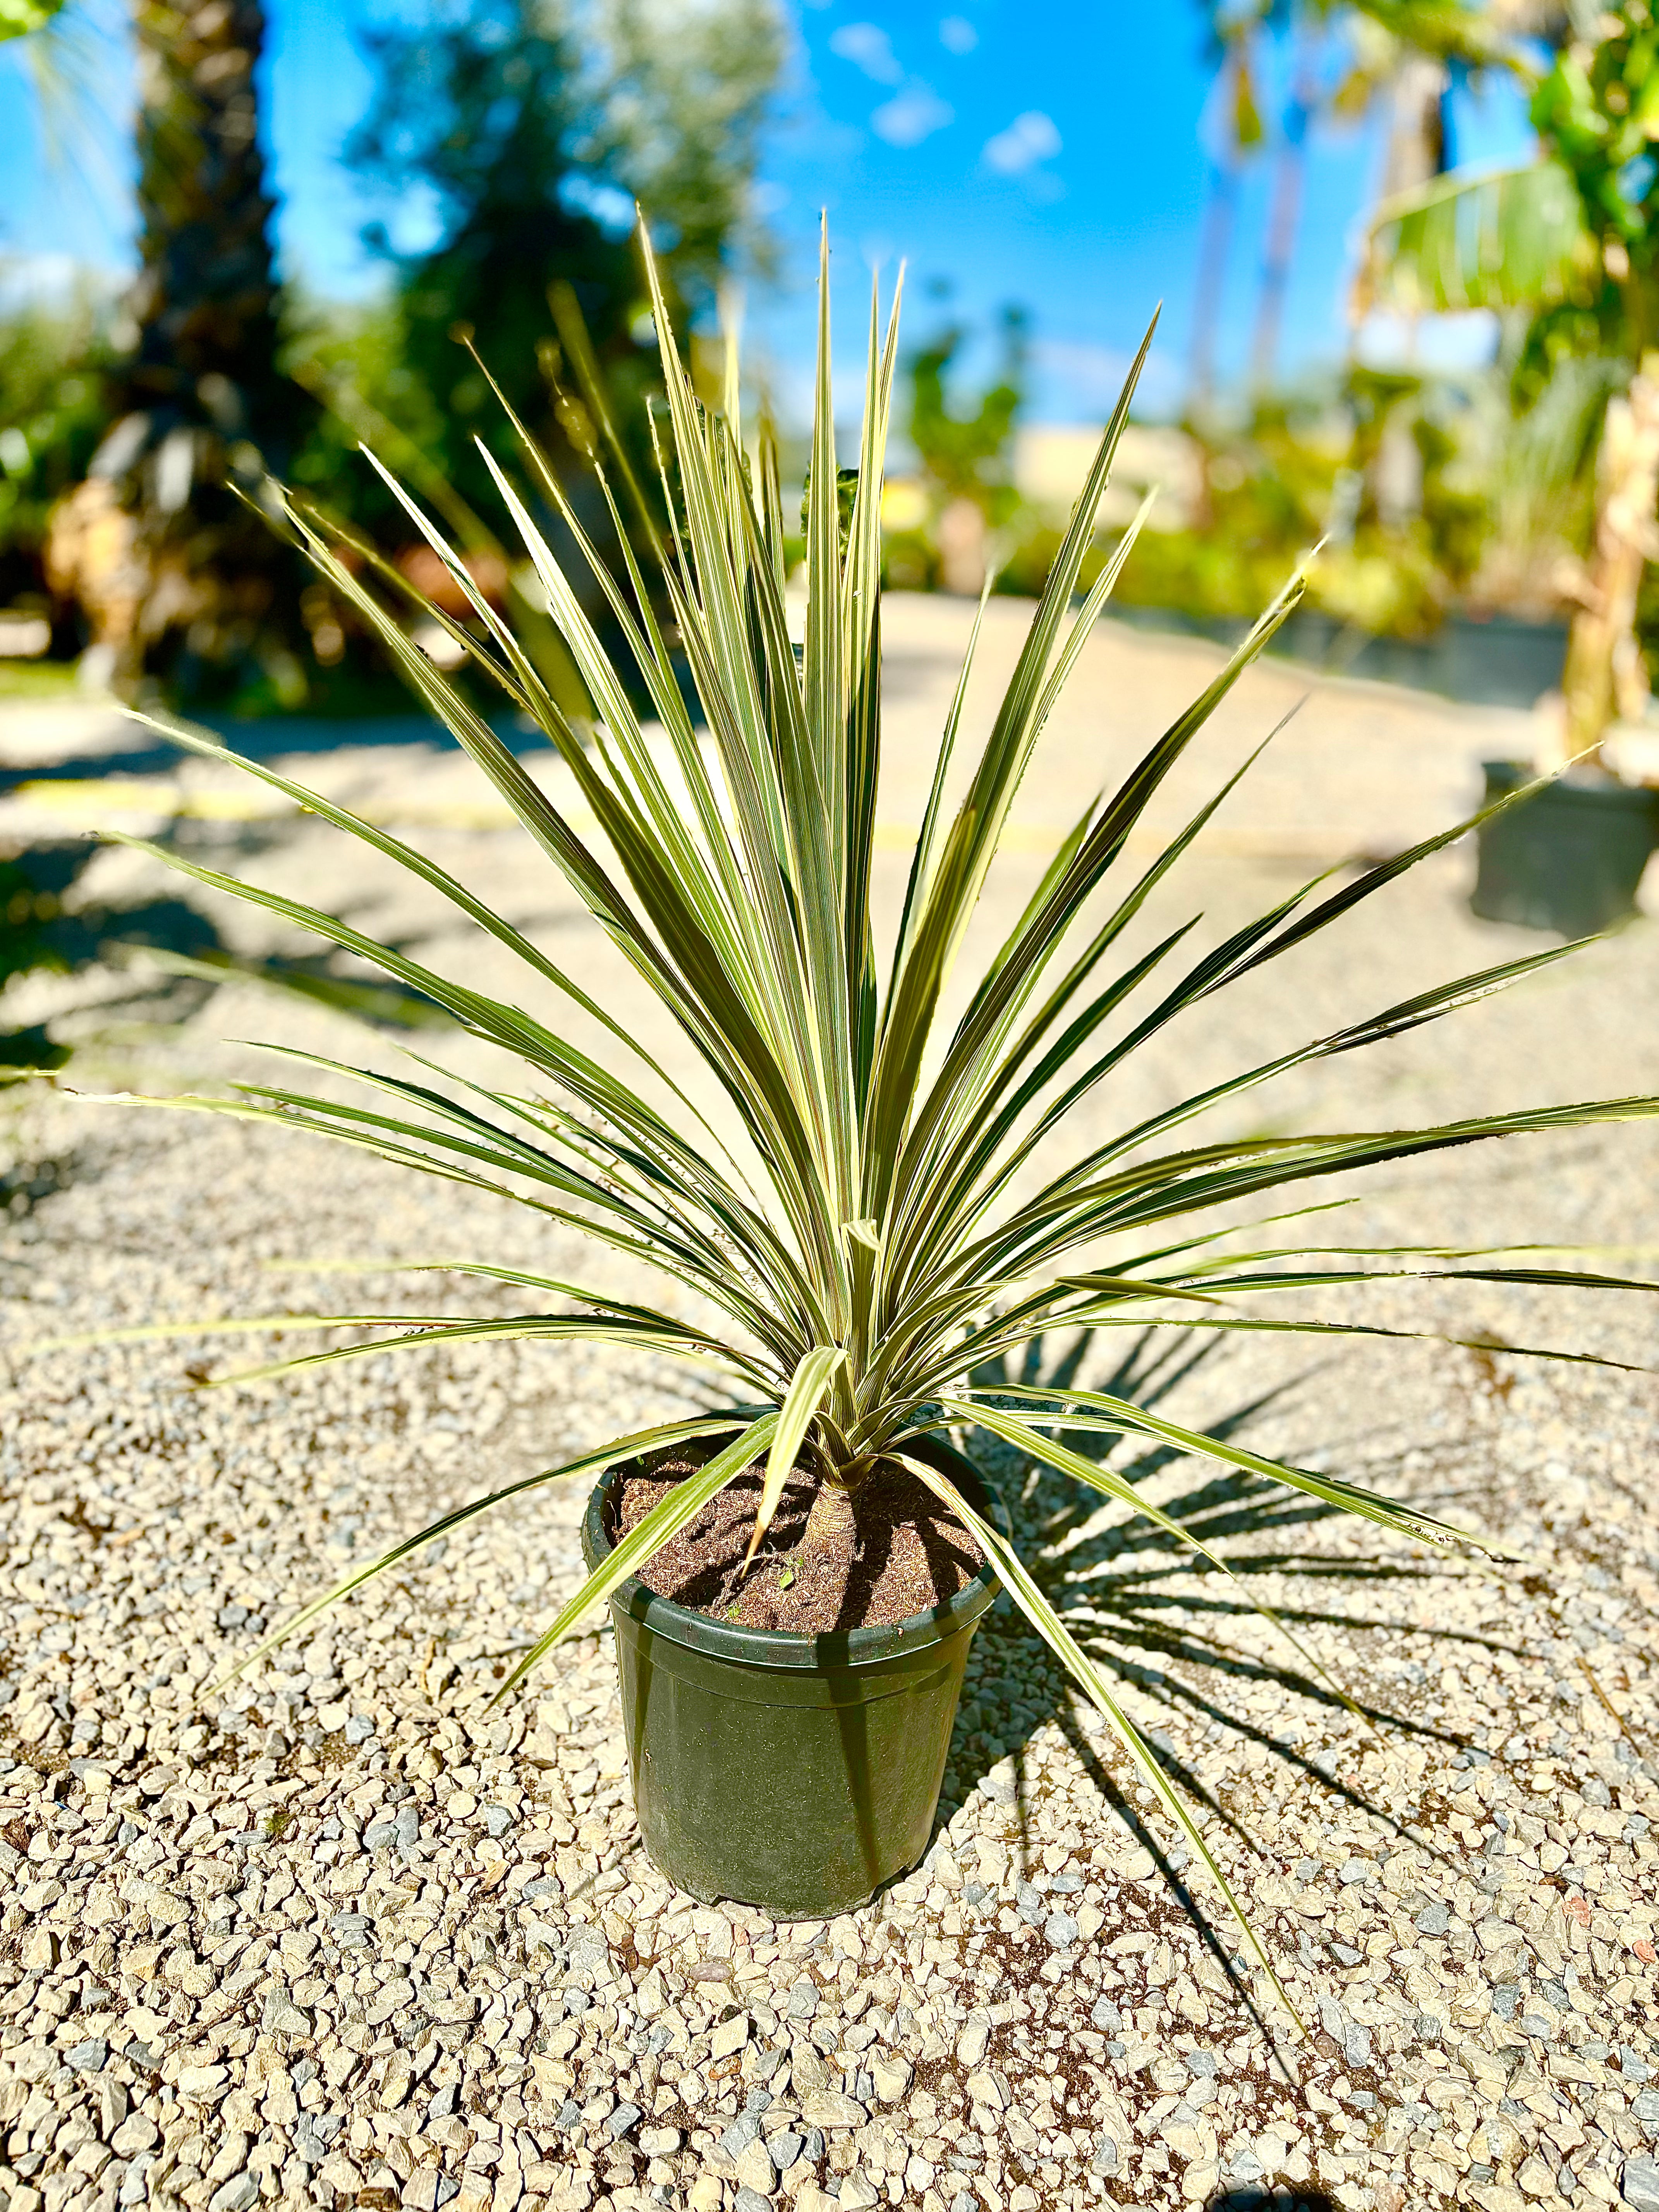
[1472,760,1659,936]
[581,1429,1005,1919]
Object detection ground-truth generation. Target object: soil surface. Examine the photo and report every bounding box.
[613,1445,986,1633]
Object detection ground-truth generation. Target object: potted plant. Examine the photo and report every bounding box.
[1360,5,1659,934]
[1470,749,1658,936]
[104,226,1657,2008]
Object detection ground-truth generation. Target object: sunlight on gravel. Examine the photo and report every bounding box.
[1,609,1656,2212]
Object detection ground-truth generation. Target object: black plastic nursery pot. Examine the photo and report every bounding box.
[580,1429,1006,1918]
[1472,759,1658,936]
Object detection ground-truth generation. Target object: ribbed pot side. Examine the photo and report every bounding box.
[1473,760,1659,936]
[580,1429,1005,1919]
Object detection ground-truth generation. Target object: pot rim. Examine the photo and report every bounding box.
[1481,757,1659,812]
[580,1424,1006,1672]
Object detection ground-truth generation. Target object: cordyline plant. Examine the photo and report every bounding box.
[92,223,1658,2012]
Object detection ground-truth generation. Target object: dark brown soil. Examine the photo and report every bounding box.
[611,1444,986,1634]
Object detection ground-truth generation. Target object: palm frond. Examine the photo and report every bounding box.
[204,1414,750,1695]
[748,1345,847,1563]
[493,1413,778,1703]
[942,1395,1373,1728]
[1358,158,1595,318]
[947,1384,1512,1556]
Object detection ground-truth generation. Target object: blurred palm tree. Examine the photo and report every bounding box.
[1188,16,1266,416]
[1194,0,1523,396]
[1359,2,1659,754]
[38,0,319,709]
[22,0,782,711]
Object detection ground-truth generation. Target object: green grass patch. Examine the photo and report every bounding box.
[0,659,87,702]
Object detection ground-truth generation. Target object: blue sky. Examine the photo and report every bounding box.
[0,0,1538,423]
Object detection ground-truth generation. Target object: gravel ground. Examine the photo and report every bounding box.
[0,601,1657,2212]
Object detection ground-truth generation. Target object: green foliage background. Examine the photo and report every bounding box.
[0,286,112,627]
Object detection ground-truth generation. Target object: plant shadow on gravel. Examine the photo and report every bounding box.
[936,1324,1503,2021]
[0,832,455,1068]
[2,837,218,1068]
[0,708,558,796]
[0,1144,81,1220]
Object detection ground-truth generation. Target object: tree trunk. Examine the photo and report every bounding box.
[801,1477,856,1559]
[1561,353,1659,762]
[53,0,315,705]
[1187,160,1238,427]
[936,497,986,598]
[1249,41,1317,397]
[1379,53,1450,205]
[1188,35,1244,427]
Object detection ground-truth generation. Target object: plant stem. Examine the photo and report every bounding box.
[1562,349,1659,760]
[802,1475,857,1555]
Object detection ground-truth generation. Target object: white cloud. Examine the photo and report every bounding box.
[830,22,903,84]
[982,109,1061,175]
[1030,338,1183,421]
[939,14,978,52]
[871,81,954,146]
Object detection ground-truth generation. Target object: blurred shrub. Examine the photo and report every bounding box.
[881,303,1027,595]
[933,363,1577,644]
[336,0,781,528]
[0,282,113,637]
[1088,380,1485,637]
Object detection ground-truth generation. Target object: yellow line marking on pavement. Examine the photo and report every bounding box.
[6,778,1362,859]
